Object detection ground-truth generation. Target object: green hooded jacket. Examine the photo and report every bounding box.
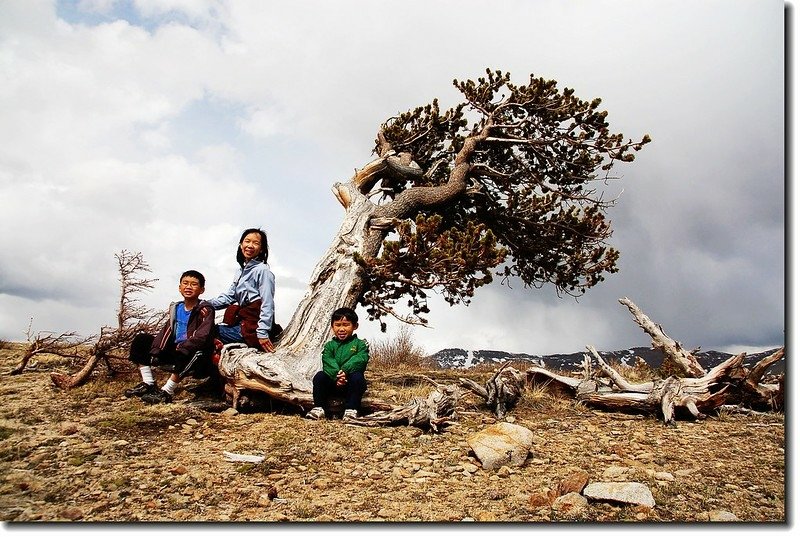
[321,335,370,380]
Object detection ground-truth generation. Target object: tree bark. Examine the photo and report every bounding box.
[277,183,379,362]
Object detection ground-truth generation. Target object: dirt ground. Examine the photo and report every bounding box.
[0,345,787,523]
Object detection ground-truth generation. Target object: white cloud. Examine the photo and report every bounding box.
[134,0,227,22]
[237,106,284,138]
[0,0,785,357]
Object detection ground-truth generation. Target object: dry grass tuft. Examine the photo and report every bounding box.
[607,356,660,383]
[369,326,438,374]
[515,380,579,415]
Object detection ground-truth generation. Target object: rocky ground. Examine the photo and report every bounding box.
[0,346,786,523]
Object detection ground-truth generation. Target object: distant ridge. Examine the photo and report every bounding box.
[429,346,784,374]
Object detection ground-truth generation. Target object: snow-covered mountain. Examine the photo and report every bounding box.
[429,346,784,374]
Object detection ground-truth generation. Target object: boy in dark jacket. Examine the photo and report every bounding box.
[306,307,369,420]
[124,270,217,404]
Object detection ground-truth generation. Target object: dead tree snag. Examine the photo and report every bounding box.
[618,297,705,378]
[50,250,164,389]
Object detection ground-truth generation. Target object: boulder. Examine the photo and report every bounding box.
[704,510,739,521]
[467,422,534,471]
[552,492,589,518]
[557,469,590,495]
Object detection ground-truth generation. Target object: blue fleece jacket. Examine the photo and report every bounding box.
[209,260,275,339]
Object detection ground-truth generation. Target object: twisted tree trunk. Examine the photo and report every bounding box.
[221,140,480,421]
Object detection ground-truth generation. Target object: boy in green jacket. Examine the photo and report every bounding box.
[305,307,369,420]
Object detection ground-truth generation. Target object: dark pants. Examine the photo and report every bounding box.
[216,324,245,344]
[312,370,367,410]
[128,332,213,379]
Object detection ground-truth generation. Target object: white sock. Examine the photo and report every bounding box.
[139,366,155,385]
[162,378,179,395]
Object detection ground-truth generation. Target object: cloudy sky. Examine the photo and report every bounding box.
[0,0,785,357]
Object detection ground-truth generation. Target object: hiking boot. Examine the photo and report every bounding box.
[305,407,325,420]
[124,382,156,398]
[343,409,358,420]
[140,389,173,405]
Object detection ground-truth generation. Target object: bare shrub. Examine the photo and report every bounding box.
[6,319,93,375]
[369,326,437,373]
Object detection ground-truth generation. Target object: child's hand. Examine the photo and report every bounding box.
[259,338,275,353]
[336,370,347,387]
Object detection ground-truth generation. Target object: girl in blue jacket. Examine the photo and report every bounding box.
[209,228,277,353]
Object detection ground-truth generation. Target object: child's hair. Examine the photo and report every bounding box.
[331,307,358,325]
[236,228,269,267]
[180,270,205,288]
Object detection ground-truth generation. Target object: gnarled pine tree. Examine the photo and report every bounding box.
[219,69,651,412]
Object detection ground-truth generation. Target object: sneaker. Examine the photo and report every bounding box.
[124,382,156,398]
[140,389,173,405]
[305,407,325,420]
[343,409,358,419]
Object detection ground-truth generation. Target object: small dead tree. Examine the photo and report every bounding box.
[51,250,164,389]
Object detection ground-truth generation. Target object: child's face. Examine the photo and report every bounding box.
[179,276,204,300]
[240,232,263,261]
[331,318,357,341]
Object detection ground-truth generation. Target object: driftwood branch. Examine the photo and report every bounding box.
[51,353,104,389]
[618,297,705,378]
[528,351,747,424]
[459,362,525,418]
[344,383,459,432]
[586,345,653,393]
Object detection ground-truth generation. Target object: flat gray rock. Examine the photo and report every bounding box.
[583,481,656,508]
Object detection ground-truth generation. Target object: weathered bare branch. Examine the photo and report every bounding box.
[459,362,525,418]
[344,385,459,432]
[619,297,705,378]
